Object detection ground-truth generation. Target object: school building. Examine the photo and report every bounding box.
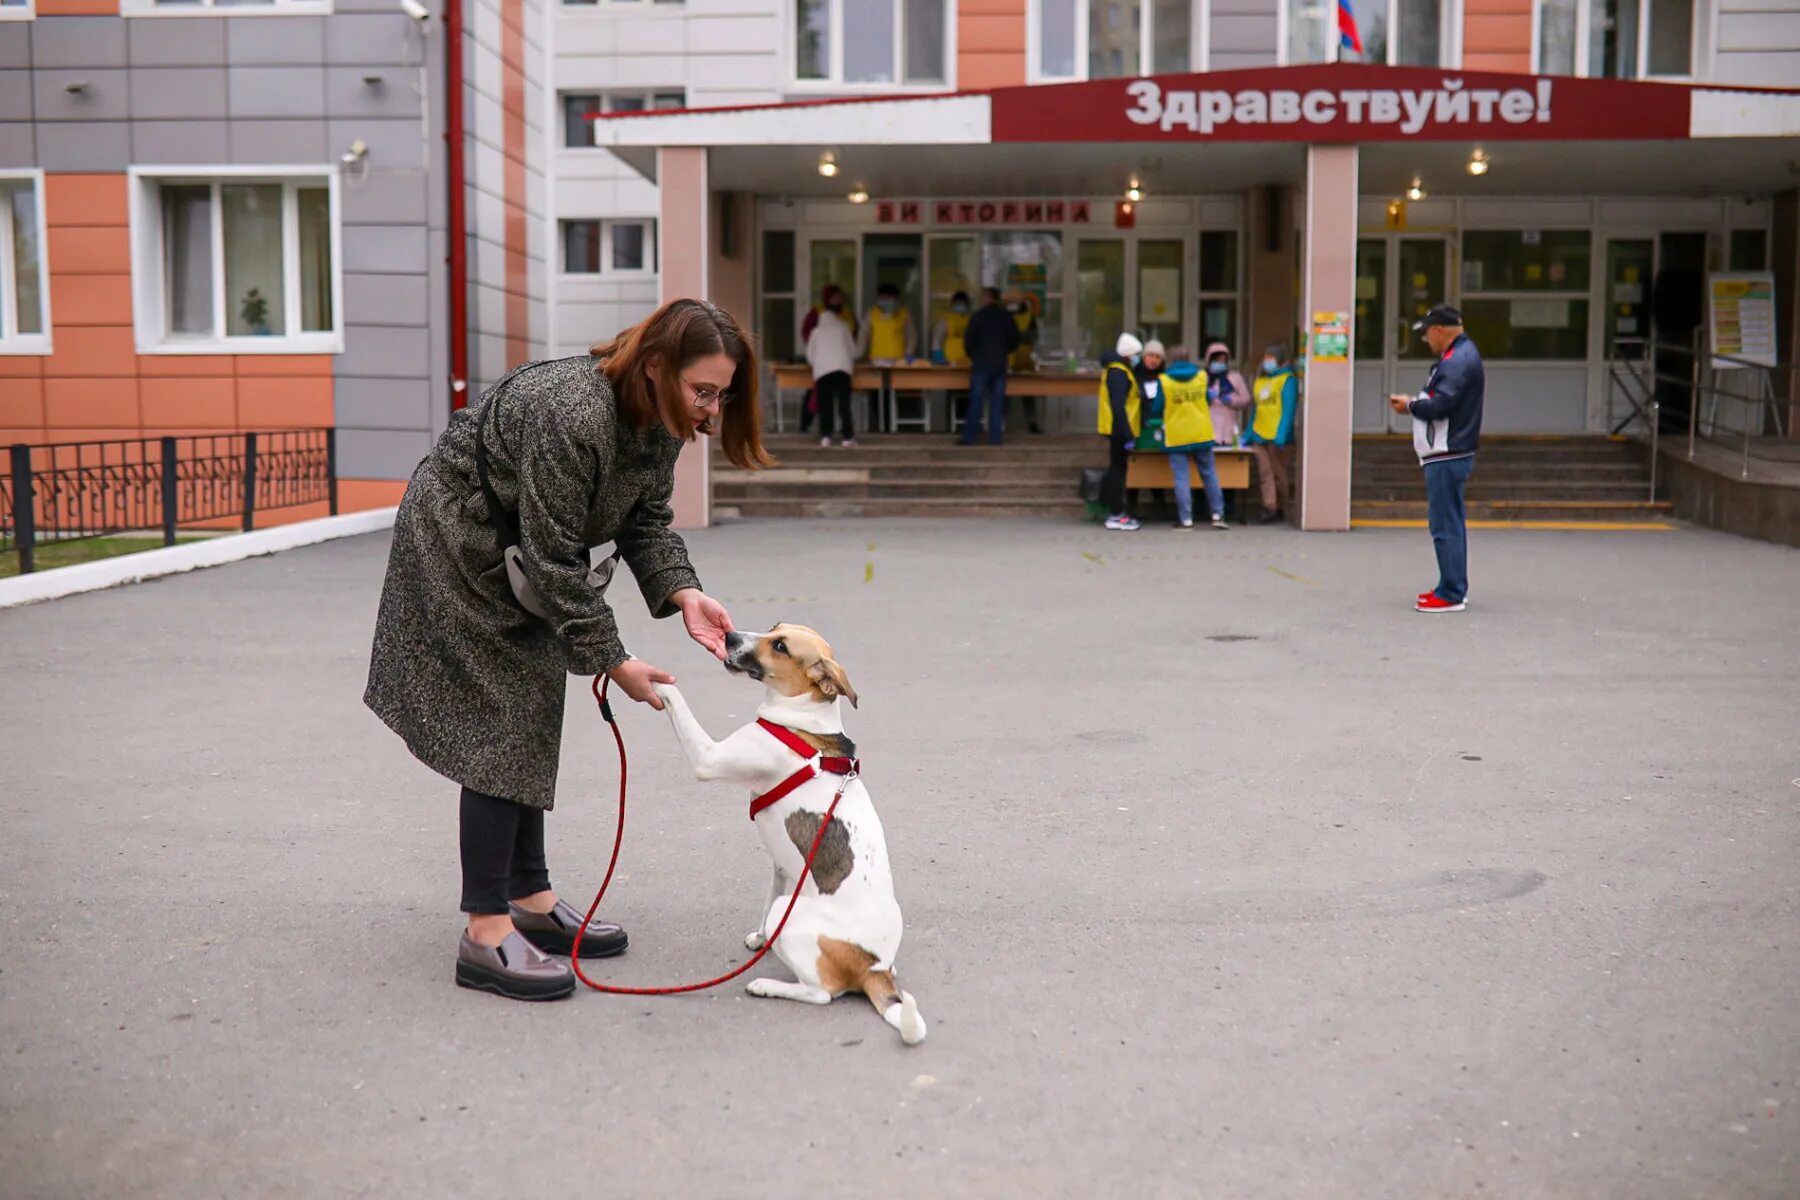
[4,0,1799,531]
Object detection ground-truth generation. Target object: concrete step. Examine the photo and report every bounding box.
[1354,481,1663,499]
[719,465,1102,485]
[715,481,1080,502]
[717,497,1091,520]
[1354,499,1674,522]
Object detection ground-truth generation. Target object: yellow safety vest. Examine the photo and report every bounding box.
[1161,372,1216,447]
[1251,369,1294,443]
[867,307,909,360]
[1009,310,1036,370]
[941,310,969,365]
[1096,362,1141,438]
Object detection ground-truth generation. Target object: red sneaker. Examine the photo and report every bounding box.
[1415,592,1466,613]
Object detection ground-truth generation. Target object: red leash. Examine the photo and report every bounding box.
[568,675,849,995]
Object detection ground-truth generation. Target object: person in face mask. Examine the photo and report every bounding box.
[1004,290,1045,434]
[805,283,860,447]
[857,283,916,367]
[1244,344,1298,524]
[798,284,855,435]
[1203,342,1252,451]
[1095,332,1145,531]
[931,291,972,368]
[1159,344,1229,530]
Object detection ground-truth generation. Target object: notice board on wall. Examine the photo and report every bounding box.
[1707,273,1777,369]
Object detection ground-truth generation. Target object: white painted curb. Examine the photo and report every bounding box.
[0,507,398,609]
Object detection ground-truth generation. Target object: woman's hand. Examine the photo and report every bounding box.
[608,658,676,710]
[673,589,734,661]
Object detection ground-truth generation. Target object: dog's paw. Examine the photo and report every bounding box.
[745,978,780,998]
[652,682,679,703]
[744,930,767,951]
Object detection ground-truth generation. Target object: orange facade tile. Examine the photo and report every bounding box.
[43,428,142,445]
[0,355,45,378]
[45,174,129,228]
[959,13,1028,53]
[0,377,46,429]
[43,326,138,377]
[140,355,235,377]
[1463,0,1533,59]
[0,428,46,446]
[140,377,237,429]
[47,226,132,276]
[958,52,1029,89]
[236,376,334,430]
[44,377,140,428]
[235,354,335,377]
[50,272,134,327]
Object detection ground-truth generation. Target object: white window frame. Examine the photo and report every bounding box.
[789,0,958,93]
[562,0,685,9]
[559,218,659,278]
[1029,0,1212,82]
[1529,0,1697,79]
[127,166,344,355]
[561,90,687,150]
[0,0,36,23]
[1276,0,1463,67]
[0,170,51,355]
[122,0,331,16]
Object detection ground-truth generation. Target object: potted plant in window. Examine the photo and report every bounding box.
[241,288,271,337]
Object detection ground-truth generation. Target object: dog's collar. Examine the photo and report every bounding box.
[748,719,860,821]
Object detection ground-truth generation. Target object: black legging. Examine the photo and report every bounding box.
[815,370,854,440]
[1100,435,1131,514]
[459,786,553,915]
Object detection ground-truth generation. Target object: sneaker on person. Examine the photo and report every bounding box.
[819,436,832,448]
[1418,591,1471,605]
[1104,514,1140,532]
[1174,519,1195,531]
[1116,515,1141,531]
[1210,515,1230,530]
[840,438,858,448]
[1415,592,1466,613]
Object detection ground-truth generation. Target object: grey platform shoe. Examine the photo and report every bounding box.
[508,898,628,958]
[455,931,575,1001]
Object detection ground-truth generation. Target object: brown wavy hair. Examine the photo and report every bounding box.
[591,299,773,470]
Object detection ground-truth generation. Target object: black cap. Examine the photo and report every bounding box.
[1412,304,1462,332]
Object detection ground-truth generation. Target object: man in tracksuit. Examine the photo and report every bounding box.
[1389,305,1484,613]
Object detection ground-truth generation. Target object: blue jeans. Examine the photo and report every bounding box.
[1169,447,1224,524]
[1424,455,1474,602]
[962,365,1007,444]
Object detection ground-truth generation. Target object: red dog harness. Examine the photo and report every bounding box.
[748,718,860,821]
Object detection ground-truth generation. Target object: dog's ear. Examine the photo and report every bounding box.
[808,656,858,708]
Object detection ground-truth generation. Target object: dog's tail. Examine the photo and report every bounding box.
[863,969,927,1046]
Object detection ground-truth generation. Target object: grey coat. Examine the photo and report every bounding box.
[364,356,701,809]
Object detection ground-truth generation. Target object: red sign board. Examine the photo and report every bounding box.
[988,64,1693,143]
[876,199,1094,226]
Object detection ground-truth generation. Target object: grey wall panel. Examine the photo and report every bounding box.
[338,324,432,378]
[134,119,231,164]
[0,123,34,169]
[325,14,424,66]
[227,118,329,163]
[1211,48,1280,69]
[340,168,430,224]
[342,221,429,272]
[325,66,434,120]
[333,377,433,431]
[227,66,327,119]
[0,29,29,69]
[334,427,432,478]
[30,16,127,70]
[226,16,328,66]
[36,121,129,171]
[129,67,229,121]
[33,70,131,121]
[128,17,227,68]
[0,71,30,119]
[344,271,430,326]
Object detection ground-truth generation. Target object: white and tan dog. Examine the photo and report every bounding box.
[653,624,925,1045]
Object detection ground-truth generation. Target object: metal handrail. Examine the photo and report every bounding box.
[1609,334,1794,481]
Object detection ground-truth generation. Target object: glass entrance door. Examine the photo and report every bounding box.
[1352,235,1451,432]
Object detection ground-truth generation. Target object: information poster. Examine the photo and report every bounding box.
[1139,268,1180,322]
[1311,312,1351,363]
[1708,273,1777,368]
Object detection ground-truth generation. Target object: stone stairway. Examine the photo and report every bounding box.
[714,434,1104,519]
[1352,435,1670,523]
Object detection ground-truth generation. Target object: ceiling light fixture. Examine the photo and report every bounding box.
[818,152,839,178]
[847,187,870,204]
[1125,177,1144,203]
[1467,149,1490,176]
[1406,177,1427,201]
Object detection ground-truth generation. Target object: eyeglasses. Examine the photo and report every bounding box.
[682,375,734,413]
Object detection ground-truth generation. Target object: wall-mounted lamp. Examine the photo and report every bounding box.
[340,139,370,166]
[1406,177,1427,201]
[818,152,839,178]
[847,186,870,205]
[64,80,90,95]
[1125,177,1144,203]
[1467,149,1489,177]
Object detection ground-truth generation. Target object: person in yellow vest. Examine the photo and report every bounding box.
[857,284,916,434]
[1005,290,1046,434]
[1096,332,1144,531]
[1244,343,1299,524]
[930,291,972,367]
[1161,344,1229,530]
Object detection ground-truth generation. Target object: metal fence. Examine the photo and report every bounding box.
[2,430,337,574]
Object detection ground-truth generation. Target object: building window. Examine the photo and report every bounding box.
[794,0,949,87]
[124,0,333,15]
[1284,0,1456,66]
[0,0,34,22]
[562,219,658,276]
[1535,0,1693,77]
[565,0,685,7]
[761,230,798,363]
[1197,229,1238,353]
[1034,0,1197,80]
[1460,230,1590,359]
[561,90,685,149]
[0,174,49,353]
[129,170,339,354]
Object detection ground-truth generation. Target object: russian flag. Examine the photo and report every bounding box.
[1337,0,1363,54]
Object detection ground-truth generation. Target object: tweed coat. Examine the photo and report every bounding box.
[364,356,701,809]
